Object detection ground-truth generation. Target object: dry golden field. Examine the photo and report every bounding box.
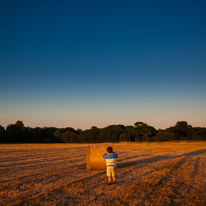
[0,142,205,206]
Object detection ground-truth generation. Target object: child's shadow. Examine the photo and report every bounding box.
[117,149,206,168]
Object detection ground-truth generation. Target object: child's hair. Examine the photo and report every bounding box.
[107,147,113,153]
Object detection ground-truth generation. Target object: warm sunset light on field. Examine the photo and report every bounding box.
[0,142,205,205]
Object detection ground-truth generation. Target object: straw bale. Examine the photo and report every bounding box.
[86,143,117,170]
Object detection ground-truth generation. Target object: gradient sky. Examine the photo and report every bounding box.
[0,0,206,129]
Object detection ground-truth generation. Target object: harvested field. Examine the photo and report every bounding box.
[0,142,205,206]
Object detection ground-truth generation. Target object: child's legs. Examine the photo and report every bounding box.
[111,166,115,181]
[107,166,113,182]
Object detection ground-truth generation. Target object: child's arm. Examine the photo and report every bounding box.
[112,152,118,158]
[102,153,107,159]
[103,152,118,159]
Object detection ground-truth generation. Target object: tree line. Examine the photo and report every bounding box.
[0,121,205,143]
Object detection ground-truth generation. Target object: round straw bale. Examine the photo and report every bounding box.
[86,143,117,170]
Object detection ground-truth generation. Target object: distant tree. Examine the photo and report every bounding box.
[0,125,5,142]
[79,129,90,143]
[191,127,206,140]
[99,125,125,142]
[0,125,5,133]
[119,133,130,142]
[15,120,24,129]
[153,130,175,141]
[24,127,41,142]
[6,121,26,142]
[54,129,62,142]
[61,130,78,143]
[167,121,193,140]
[133,122,157,142]
[77,129,82,133]
[1,120,206,143]
[134,122,147,128]
[75,129,82,143]
[90,126,100,142]
[40,127,58,143]
[6,125,17,142]
[119,126,135,141]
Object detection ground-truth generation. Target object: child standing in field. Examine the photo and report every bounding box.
[103,147,118,185]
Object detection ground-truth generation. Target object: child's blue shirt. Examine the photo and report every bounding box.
[103,152,118,159]
[103,152,118,166]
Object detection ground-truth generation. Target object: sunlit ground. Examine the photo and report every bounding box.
[0,142,205,206]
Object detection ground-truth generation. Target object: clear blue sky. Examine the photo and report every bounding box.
[0,0,206,129]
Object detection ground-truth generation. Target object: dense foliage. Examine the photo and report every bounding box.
[0,121,205,143]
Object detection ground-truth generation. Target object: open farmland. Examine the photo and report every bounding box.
[0,142,205,206]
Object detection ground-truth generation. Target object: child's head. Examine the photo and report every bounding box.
[107,146,113,153]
